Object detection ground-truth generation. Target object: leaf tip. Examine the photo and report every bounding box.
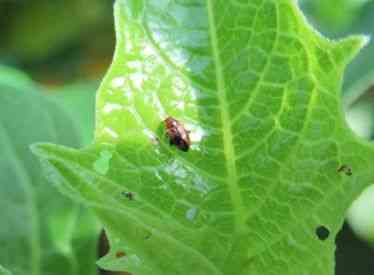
[30,142,50,158]
[361,34,371,48]
[30,143,43,157]
[333,34,370,67]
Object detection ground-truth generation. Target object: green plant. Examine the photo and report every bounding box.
[0,266,12,275]
[0,66,98,275]
[302,0,372,30]
[31,0,373,274]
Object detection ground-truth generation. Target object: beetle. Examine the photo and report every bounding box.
[164,116,191,152]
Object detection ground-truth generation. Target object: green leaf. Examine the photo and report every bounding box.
[344,70,374,139]
[0,65,35,90]
[340,1,374,90]
[0,67,98,275]
[51,82,97,146]
[0,266,12,275]
[33,1,373,274]
[301,1,374,90]
[301,0,372,31]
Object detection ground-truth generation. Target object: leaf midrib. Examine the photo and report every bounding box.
[207,0,246,232]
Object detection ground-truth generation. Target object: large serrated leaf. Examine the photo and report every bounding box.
[33,1,373,274]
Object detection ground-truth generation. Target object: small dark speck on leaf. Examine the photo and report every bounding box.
[115,251,126,258]
[337,165,352,176]
[122,191,134,200]
[316,225,330,241]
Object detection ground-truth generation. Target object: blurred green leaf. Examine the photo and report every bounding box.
[347,185,374,243]
[344,71,374,245]
[344,70,374,108]
[0,65,34,90]
[0,266,12,275]
[51,82,97,146]
[302,0,372,30]
[0,67,99,275]
[342,2,374,89]
[33,0,374,275]
[345,75,374,139]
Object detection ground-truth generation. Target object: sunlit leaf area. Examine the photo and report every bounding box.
[1,1,374,275]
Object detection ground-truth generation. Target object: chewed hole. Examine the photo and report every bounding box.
[337,164,353,176]
[316,225,330,241]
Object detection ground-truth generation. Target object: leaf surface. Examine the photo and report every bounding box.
[33,1,374,274]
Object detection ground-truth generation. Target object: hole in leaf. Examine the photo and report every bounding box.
[316,225,330,241]
[337,164,353,176]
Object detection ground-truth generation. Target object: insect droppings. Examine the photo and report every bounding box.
[122,191,134,200]
[337,165,352,176]
[164,116,191,152]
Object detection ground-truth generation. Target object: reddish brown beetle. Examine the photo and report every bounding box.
[164,116,191,152]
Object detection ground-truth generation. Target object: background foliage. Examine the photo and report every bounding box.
[0,66,99,275]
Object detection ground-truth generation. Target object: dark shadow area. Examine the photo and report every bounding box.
[336,222,374,275]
